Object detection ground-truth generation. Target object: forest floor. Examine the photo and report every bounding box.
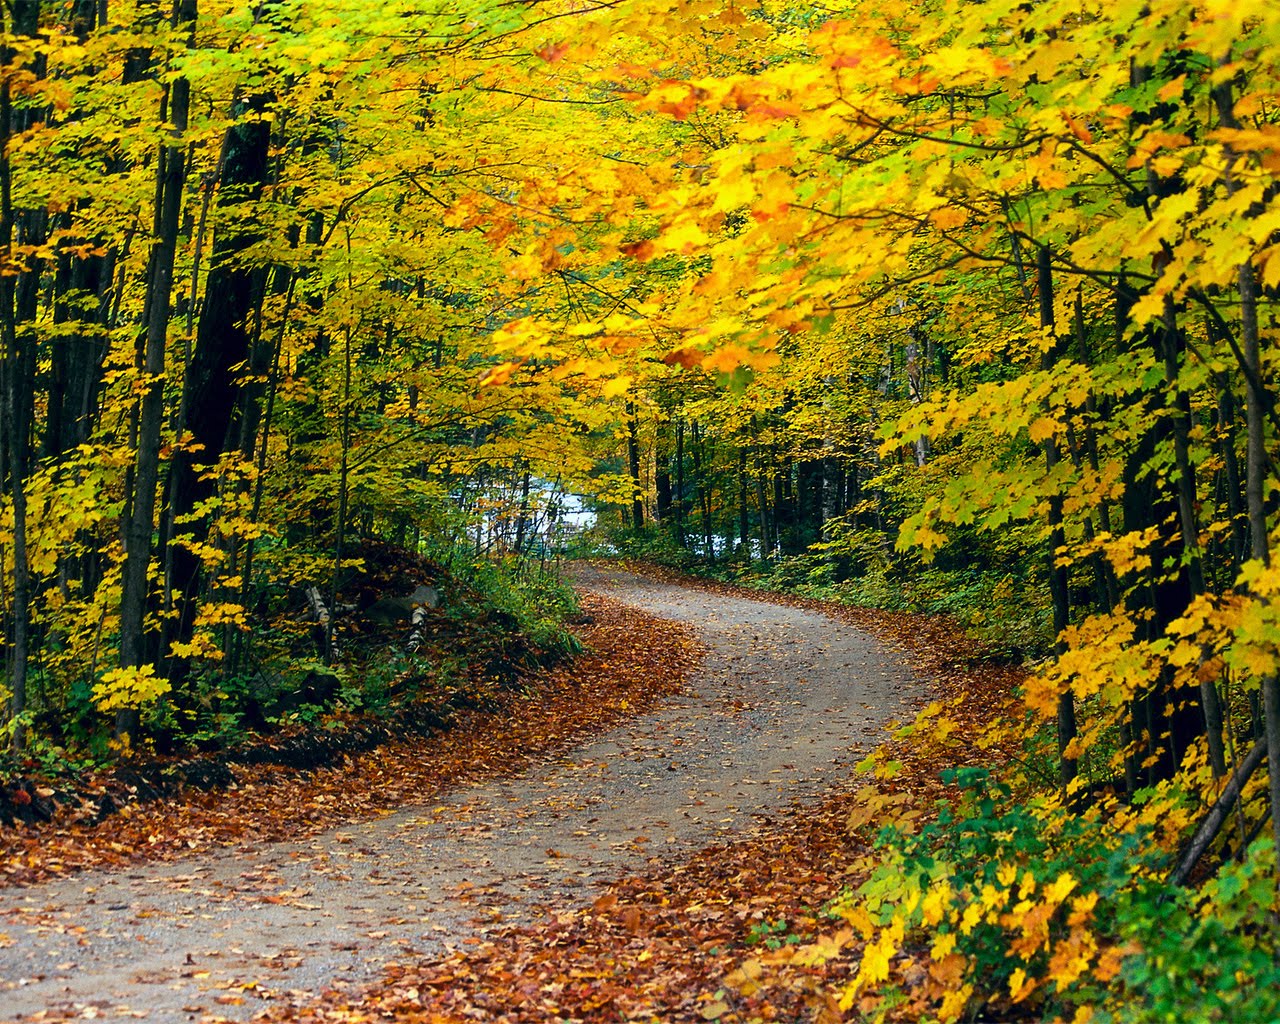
[0,563,1016,1024]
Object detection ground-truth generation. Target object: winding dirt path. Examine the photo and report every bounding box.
[0,566,923,1023]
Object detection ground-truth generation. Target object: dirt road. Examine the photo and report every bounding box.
[0,565,921,1023]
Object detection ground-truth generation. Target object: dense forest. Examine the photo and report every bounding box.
[2,0,1279,1018]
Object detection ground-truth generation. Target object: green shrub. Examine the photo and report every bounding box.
[838,767,1280,1023]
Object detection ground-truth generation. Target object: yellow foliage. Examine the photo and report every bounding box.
[936,982,972,1022]
[1008,966,1036,1003]
[1043,872,1077,907]
[194,602,249,629]
[168,632,224,662]
[920,882,951,927]
[1045,926,1096,991]
[852,917,904,989]
[92,665,171,712]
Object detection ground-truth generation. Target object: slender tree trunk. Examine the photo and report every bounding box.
[626,401,643,531]
[755,434,770,560]
[690,422,713,558]
[235,277,294,676]
[655,416,672,534]
[1160,299,1226,777]
[1239,259,1280,877]
[1213,365,1248,572]
[0,24,28,747]
[905,327,928,467]
[514,466,531,555]
[675,419,686,548]
[737,448,749,553]
[118,0,196,740]
[771,448,786,553]
[1038,246,1077,788]
[327,312,354,664]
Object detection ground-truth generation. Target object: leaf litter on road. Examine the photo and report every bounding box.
[2,570,1019,1023]
[249,570,1021,1024]
[0,594,698,890]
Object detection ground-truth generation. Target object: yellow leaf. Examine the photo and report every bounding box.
[937,983,973,1023]
[1037,168,1068,190]
[92,665,172,712]
[656,217,709,254]
[480,362,518,387]
[1044,872,1077,906]
[601,376,632,399]
[930,207,968,230]
[857,922,902,986]
[1028,415,1059,443]
[1261,248,1280,291]
[1157,76,1186,102]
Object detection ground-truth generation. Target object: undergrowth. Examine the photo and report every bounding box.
[1,540,582,781]
[583,533,1278,1022]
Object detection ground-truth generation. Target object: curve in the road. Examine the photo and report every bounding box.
[0,565,923,1023]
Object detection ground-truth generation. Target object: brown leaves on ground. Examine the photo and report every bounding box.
[0,594,698,889]
[255,569,1022,1024]
[3,568,1021,1022]
[264,789,868,1023]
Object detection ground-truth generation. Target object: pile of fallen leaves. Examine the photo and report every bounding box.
[255,566,1023,1024]
[3,564,1024,1022]
[0,594,699,889]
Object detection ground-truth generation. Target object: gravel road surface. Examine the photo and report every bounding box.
[0,565,921,1023]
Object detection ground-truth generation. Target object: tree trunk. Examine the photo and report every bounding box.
[626,401,643,530]
[675,418,686,548]
[655,417,672,531]
[163,85,272,692]
[1238,259,1280,878]
[1038,246,1077,788]
[1159,299,1226,777]
[514,466,531,554]
[118,0,196,741]
[1212,364,1248,573]
[737,448,749,553]
[0,20,27,747]
[754,427,771,560]
[690,422,713,558]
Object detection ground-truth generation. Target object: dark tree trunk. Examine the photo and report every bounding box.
[1038,247,1077,788]
[737,448,749,553]
[675,418,686,548]
[626,401,643,530]
[690,422,713,558]
[1238,259,1280,877]
[163,86,272,692]
[0,18,29,747]
[1158,300,1226,776]
[119,2,196,740]
[1113,278,1202,790]
[755,432,770,560]
[514,467,531,554]
[655,421,672,527]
